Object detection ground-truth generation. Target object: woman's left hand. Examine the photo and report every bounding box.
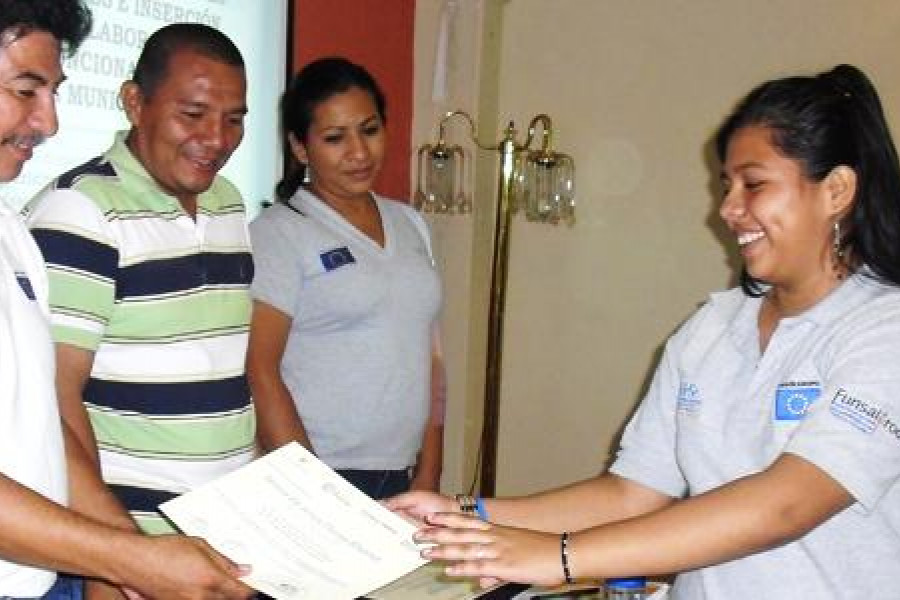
[414,512,567,588]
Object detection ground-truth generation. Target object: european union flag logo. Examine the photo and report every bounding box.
[16,273,35,300]
[775,386,820,421]
[320,246,355,271]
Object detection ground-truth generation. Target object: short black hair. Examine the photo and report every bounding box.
[716,64,900,293]
[0,0,92,57]
[132,23,244,99]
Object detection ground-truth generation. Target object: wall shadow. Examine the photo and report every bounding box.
[602,127,745,466]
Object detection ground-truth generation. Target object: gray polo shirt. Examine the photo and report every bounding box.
[250,190,442,470]
[611,270,900,599]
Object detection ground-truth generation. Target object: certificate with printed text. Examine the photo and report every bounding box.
[159,442,427,600]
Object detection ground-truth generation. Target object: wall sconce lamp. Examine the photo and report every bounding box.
[415,110,575,496]
[415,111,575,222]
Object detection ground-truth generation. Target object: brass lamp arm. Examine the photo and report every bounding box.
[437,110,502,152]
[524,113,554,153]
[435,111,559,155]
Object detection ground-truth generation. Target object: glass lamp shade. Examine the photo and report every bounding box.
[428,148,456,212]
[417,143,469,215]
[554,154,576,224]
[519,151,576,224]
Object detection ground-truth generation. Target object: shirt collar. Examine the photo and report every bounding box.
[105,130,161,196]
[104,130,230,211]
[778,268,882,327]
[717,267,885,335]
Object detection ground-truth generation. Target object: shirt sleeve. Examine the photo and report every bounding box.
[784,295,900,513]
[248,208,302,318]
[400,203,435,264]
[26,188,119,351]
[608,335,688,498]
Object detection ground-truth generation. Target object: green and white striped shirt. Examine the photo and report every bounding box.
[26,131,255,533]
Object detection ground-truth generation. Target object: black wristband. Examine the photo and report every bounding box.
[561,531,574,584]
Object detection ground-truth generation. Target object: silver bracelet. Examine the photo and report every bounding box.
[455,494,477,514]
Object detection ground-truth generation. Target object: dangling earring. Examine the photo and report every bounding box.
[832,221,845,279]
[301,164,311,185]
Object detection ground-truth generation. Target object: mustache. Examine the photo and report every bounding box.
[2,133,47,149]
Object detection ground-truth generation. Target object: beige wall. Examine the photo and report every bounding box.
[414,0,900,495]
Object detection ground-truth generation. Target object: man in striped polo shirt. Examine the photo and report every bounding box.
[26,22,254,546]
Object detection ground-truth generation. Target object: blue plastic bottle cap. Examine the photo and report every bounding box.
[606,577,647,589]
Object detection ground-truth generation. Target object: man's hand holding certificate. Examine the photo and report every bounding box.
[160,442,427,600]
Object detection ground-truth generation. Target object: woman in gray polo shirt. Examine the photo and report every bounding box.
[247,57,445,500]
[388,64,900,600]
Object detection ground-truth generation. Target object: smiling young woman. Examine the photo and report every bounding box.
[387,64,900,600]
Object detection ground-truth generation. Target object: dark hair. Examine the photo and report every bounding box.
[716,64,900,295]
[276,56,386,201]
[0,0,92,58]
[131,23,244,98]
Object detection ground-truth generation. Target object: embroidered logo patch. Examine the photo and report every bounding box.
[15,273,35,300]
[830,387,895,436]
[677,382,701,414]
[774,385,820,421]
[320,246,356,272]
